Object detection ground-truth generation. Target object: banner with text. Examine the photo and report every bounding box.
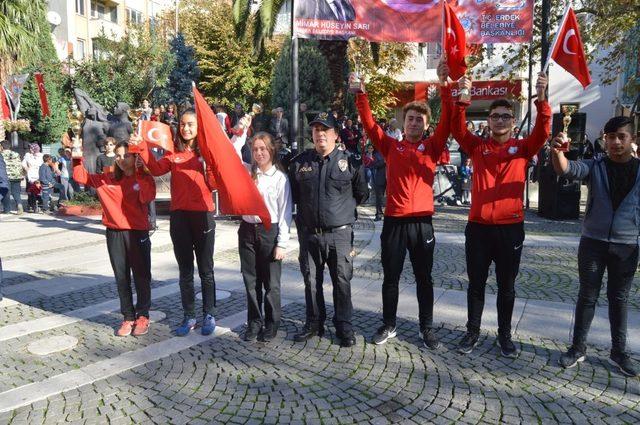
[293,0,534,44]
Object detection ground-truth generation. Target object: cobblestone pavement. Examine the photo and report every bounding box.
[1,208,639,424]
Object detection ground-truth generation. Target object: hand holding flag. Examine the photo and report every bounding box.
[442,1,467,81]
[140,121,174,152]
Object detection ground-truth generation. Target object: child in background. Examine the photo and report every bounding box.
[460,158,473,205]
[27,180,43,212]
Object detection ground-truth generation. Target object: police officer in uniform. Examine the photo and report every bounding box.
[289,112,369,347]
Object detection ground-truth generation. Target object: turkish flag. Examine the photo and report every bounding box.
[550,7,591,88]
[0,87,10,120]
[443,1,467,80]
[192,86,272,229]
[140,121,174,152]
[34,73,50,117]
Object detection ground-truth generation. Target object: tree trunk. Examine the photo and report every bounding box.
[317,40,348,112]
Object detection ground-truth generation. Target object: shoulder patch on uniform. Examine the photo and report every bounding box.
[338,159,348,172]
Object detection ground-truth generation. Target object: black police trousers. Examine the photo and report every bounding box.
[572,237,638,354]
[465,221,525,335]
[170,210,216,319]
[381,216,435,331]
[238,221,282,331]
[106,228,152,321]
[305,225,354,337]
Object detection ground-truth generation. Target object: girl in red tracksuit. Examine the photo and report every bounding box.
[73,141,156,337]
[133,109,218,337]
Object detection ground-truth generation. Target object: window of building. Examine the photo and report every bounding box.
[75,39,86,60]
[75,0,85,15]
[91,1,117,23]
[126,8,143,25]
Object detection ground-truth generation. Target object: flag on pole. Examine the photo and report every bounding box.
[192,86,272,229]
[34,73,50,117]
[442,0,467,80]
[548,7,591,88]
[0,87,10,120]
[140,121,174,152]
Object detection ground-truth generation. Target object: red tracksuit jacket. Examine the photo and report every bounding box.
[451,100,551,225]
[73,160,156,230]
[356,87,452,217]
[139,142,217,212]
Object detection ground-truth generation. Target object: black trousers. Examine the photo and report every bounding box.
[295,216,311,287]
[106,228,152,321]
[573,237,638,354]
[170,210,216,319]
[305,225,354,337]
[465,221,525,335]
[238,221,282,330]
[374,184,385,217]
[381,216,435,331]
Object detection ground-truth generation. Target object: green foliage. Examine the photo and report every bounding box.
[0,0,50,78]
[16,4,69,145]
[179,0,278,107]
[347,39,413,117]
[67,190,100,207]
[71,26,174,111]
[232,0,287,55]
[167,33,200,105]
[271,39,333,113]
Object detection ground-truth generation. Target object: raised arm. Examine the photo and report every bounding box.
[354,76,391,157]
[451,76,483,154]
[132,136,171,176]
[550,133,592,180]
[72,158,105,188]
[523,73,551,157]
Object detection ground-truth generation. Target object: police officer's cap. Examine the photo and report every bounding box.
[309,112,338,129]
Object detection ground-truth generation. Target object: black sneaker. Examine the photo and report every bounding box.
[497,334,517,358]
[372,325,396,345]
[243,323,261,341]
[421,328,441,350]
[339,333,356,348]
[559,346,586,369]
[458,331,479,354]
[293,324,323,342]
[610,352,639,377]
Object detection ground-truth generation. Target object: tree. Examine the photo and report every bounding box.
[346,39,413,117]
[481,0,640,94]
[0,0,50,81]
[17,8,71,145]
[167,33,200,106]
[176,0,277,107]
[72,26,174,111]
[271,39,333,113]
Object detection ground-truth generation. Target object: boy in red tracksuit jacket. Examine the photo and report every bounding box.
[452,72,551,357]
[73,141,156,337]
[355,61,451,349]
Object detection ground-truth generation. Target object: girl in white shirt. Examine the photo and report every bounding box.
[239,132,292,342]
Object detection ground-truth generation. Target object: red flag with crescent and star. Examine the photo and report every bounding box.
[140,121,174,152]
[192,86,272,229]
[442,1,467,81]
[34,73,50,117]
[549,7,591,88]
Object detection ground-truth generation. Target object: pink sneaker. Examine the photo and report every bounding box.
[115,320,135,337]
[132,316,150,336]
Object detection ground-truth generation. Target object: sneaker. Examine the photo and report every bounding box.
[294,323,324,342]
[422,328,441,350]
[260,325,278,342]
[243,323,261,341]
[131,316,150,336]
[610,352,639,377]
[175,317,197,336]
[17,204,23,215]
[458,331,479,354]
[497,334,517,358]
[115,320,135,337]
[372,325,397,345]
[559,346,586,369]
[201,314,216,336]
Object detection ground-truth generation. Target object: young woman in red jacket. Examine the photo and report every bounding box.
[73,141,156,337]
[132,109,218,337]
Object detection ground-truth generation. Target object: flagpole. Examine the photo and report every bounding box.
[542,4,570,74]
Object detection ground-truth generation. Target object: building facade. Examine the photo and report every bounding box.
[46,0,174,62]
